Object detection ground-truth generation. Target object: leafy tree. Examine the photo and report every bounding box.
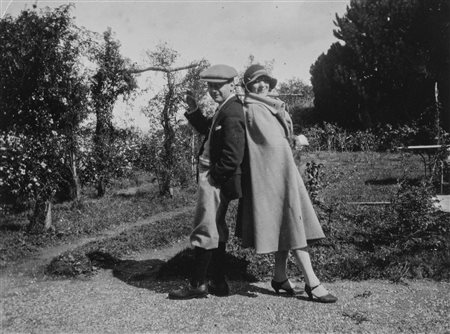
[180,59,212,180]
[243,54,275,74]
[77,125,141,188]
[278,78,314,110]
[90,28,137,197]
[311,0,450,132]
[0,5,90,232]
[278,78,315,132]
[134,43,207,197]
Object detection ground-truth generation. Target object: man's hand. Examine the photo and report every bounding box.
[185,90,198,113]
[207,171,219,188]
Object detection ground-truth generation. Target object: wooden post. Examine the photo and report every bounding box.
[435,82,441,145]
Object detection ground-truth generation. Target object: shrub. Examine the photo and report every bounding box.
[0,131,67,231]
[304,161,324,204]
[134,127,197,192]
[390,179,447,252]
[78,127,141,191]
[300,123,449,152]
[217,169,449,282]
[307,179,450,281]
[46,250,93,277]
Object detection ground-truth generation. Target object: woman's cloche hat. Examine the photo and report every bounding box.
[242,64,277,91]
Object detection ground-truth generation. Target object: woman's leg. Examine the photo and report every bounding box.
[292,247,329,297]
[273,250,290,282]
[272,250,295,293]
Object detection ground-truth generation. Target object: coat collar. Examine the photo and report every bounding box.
[218,94,238,112]
[211,94,239,126]
[214,94,239,119]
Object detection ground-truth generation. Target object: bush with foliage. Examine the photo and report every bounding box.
[134,125,198,192]
[390,180,447,252]
[223,157,449,282]
[0,131,68,230]
[310,178,449,281]
[77,127,141,190]
[301,122,449,152]
[304,161,324,204]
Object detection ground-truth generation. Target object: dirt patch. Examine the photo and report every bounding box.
[1,206,193,278]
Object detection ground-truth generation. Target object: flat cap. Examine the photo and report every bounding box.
[200,64,238,83]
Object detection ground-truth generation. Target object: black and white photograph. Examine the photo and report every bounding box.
[1,0,449,333]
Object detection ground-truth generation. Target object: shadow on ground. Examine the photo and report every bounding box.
[85,249,277,296]
[364,177,399,185]
[364,176,423,186]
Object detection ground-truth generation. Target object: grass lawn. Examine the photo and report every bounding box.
[160,151,450,283]
[0,173,197,266]
[1,151,449,282]
[299,151,424,202]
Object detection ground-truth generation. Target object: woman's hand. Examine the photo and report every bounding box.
[294,134,309,150]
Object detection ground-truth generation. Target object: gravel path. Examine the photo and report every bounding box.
[2,237,450,334]
[1,202,449,334]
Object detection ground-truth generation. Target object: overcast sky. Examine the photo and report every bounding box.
[3,0,350,129]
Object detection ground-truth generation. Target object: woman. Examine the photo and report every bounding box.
[237,64,337,303]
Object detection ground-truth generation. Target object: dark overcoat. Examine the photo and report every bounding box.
[237,93,325,254]
[185,95,246,200]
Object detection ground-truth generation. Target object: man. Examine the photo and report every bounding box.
[168,64,246,299]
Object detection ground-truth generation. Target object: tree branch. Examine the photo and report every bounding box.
[130,63,200,74]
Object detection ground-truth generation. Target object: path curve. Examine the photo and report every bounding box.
[1,206,194,277]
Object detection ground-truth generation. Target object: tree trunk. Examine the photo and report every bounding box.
[159,169,173,198]
[94,107,112,198]
[159,114,175,197]
[191,130,196,177]
[97,177,106,198]
[28,198,52,234]
[69,150,81,200]
[158,74,176,197]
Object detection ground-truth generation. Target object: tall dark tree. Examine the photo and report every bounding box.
[311,0,450,132]
[311,42,362,129]
[413,0,450,133]
[90,28,137,197]
[0,5,90,232]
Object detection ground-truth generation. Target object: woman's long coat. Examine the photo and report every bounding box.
[237,93,325,254]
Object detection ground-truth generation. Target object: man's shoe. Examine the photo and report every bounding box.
[168,283,208,300]
[208,280,230,297]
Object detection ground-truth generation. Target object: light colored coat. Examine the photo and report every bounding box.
[237,93,325,254]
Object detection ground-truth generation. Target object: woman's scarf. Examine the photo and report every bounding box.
[244,92,293,138]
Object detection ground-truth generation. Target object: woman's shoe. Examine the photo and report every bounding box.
[304,284,337,303]
[271,279,295,295]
